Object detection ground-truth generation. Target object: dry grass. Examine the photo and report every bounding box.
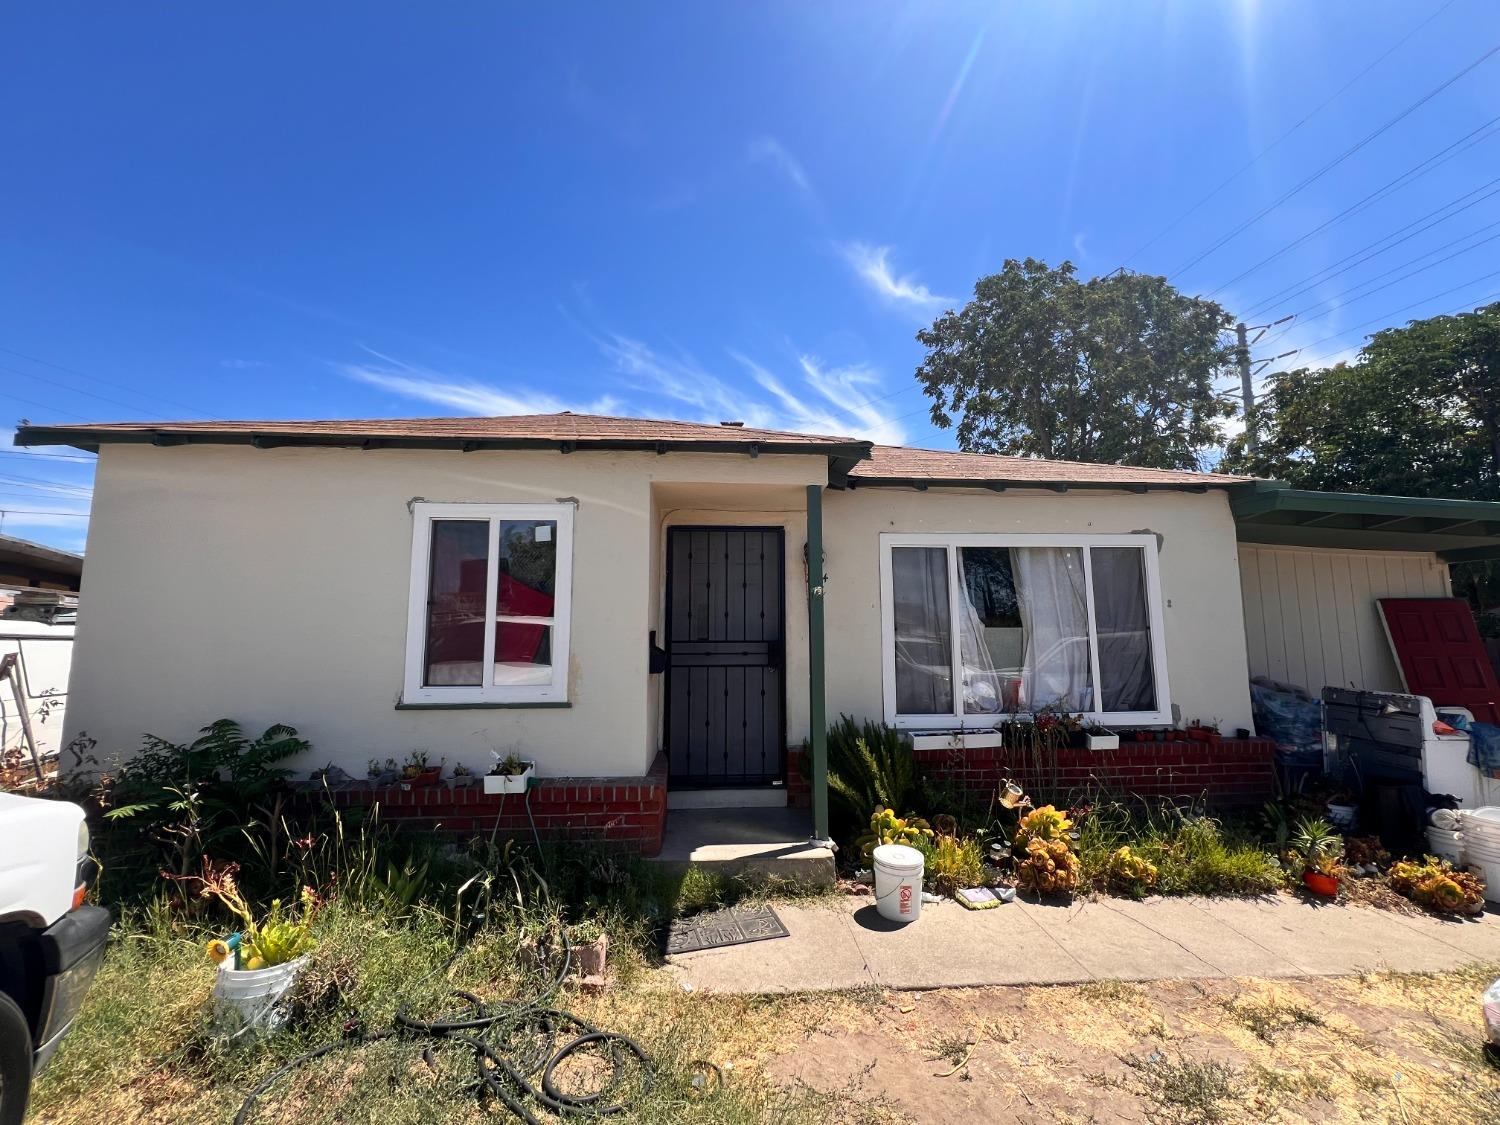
[28,902,1500,1124]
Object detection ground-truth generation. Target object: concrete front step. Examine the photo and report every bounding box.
[649,806,835,887]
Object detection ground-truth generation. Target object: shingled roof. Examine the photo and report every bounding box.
[14,413,1250,491]
[849,445,1247,489]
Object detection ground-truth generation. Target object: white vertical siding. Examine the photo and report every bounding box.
[1237,544,1450,694]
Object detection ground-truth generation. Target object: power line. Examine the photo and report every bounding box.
[0,473,93,496]
[0,344,210,418]
[1288,269,1500,364]
[1169,42,1500,281]
[0,450,94,463]
[1239,175,1500,318]
[1203,115,1500,299]
[1259,222,1500,345]
[0,508,89,517]
[0,391,96,423]
[1122,0,1460,267]
[0,360,175,421]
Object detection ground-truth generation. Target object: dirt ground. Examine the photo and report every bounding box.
[751,967,1500,1124]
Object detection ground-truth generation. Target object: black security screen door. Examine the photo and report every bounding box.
[665,527,785,787]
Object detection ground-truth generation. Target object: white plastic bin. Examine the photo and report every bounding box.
[213,955,308,1037]
[1426,826,1465,865]
[873,844,925,924]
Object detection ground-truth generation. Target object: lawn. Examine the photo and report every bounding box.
[28,904,1500,1124]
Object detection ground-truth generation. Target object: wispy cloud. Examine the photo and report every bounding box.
[840,242,953,313]
[220,358,268,370]
[747,135,813,197]
[336,335,909,445]
[338,351,621,417]
[598,333,907,443]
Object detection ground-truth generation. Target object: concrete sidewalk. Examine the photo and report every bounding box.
[664,892,1500,993]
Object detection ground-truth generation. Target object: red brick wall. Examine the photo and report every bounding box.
[789,737,1275,811]
[317,752,669,855]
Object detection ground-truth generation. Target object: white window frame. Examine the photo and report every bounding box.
[403,501,574,705]
[878,532,1172,730]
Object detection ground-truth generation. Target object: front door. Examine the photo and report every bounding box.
[665,527,785,787]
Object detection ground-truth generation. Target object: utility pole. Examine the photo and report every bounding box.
[1230,316,1297,453]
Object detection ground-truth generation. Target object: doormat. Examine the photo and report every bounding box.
[665,904,789,955]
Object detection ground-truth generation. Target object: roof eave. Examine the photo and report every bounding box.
[847,475,1243,494]
[13,424,873,463]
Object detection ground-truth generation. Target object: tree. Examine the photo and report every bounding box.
[1221,302,1500,617]
[914,259,1234,469]
[1223,303,1500,500]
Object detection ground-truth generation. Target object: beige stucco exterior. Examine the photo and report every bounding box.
[821,485,1255,738]
[65,443,1256,779]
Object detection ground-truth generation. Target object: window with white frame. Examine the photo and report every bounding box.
[404,502,574,705]
[879,533,1171,728]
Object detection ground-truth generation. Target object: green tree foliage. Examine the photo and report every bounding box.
[1222,302,1500,612]
[915,259,1234,469]
[1224,303,1500,498]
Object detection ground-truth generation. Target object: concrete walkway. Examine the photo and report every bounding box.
[665,893,1500,993]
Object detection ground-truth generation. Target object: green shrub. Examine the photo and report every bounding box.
[819,714,919,839]
[1075,801,1283,897]
[917,834,985,895]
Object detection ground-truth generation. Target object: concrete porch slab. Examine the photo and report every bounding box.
[648,806,835,887]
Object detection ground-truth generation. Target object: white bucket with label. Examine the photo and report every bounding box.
[213,955,308,1037]
[1427,827,1465,865]
[873,844,925,924]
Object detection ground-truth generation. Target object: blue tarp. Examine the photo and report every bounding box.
[1445,711,1500,771]
[1250,677,1323,766]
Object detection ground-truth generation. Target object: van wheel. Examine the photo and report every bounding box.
[0,992,31,1125]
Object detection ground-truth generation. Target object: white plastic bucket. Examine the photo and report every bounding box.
[213,955,308,1037]
[873,844,925,924]
[1427,827,1465,864]
[1469,857,1500,904]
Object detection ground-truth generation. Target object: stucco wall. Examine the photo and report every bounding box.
[818,486,1256,736]
[1238,543,1450,695]
[65,444,823,779]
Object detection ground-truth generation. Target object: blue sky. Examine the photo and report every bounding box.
[3,1,1499,553]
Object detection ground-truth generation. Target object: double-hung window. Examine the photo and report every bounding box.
[404,502,574,705]
[879,533,1170,728]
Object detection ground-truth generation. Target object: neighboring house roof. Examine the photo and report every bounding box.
[13,412,1252,491]
[849,445,1249,491]
[0,532,84,591]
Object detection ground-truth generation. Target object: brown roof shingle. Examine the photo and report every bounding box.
[849,445,1247,487]
[15,413,1251,489]
[21,413,862,448]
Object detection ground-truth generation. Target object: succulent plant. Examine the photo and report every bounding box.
[1015,836,1080,894]
[857,805,934,865]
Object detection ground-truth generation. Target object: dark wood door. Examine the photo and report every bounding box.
[665,527,785,787]
[1377,597,1500,723]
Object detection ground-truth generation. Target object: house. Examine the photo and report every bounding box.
[1,535,80,781]
[16,413,1500,853]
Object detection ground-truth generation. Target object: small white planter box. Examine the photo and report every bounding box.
[1084,731,1120,751]
[483,764,535,795]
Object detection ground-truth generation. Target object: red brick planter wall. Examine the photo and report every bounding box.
[313,752,669,855]
[789,737,1276,811]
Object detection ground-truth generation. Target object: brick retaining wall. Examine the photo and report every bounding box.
[789,737,1276,810]
[314,751,669,855]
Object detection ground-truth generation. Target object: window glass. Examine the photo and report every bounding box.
[423,520,488,687]
[494,622,553,685]
[1090,546,1157,712]
[959,547,1024,712]
[496,520,557,612]
[1012,546,1093,713]
[891,546,953,714]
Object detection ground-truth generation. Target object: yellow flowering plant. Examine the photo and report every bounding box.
[178,859,321,969]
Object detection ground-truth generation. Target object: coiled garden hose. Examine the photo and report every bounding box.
[232,927,660,1123]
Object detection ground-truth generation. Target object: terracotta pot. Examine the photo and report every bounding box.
[571,934,608,978]
[1302,871,1339,897]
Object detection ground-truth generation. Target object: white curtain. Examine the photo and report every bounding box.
[1014,547,1093,712]
[957,553,1005,715]
[891,547,954,714]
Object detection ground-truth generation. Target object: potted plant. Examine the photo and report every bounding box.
[1083,723,1119,751]
[186,861,319,1037]
[567,919,608,982]
[1292,817,1343,897]
[447,762,475,790]
[399,750,442,789]
[1324,789,1359,831]
[367,757,399,785]
[484,751,535,794]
